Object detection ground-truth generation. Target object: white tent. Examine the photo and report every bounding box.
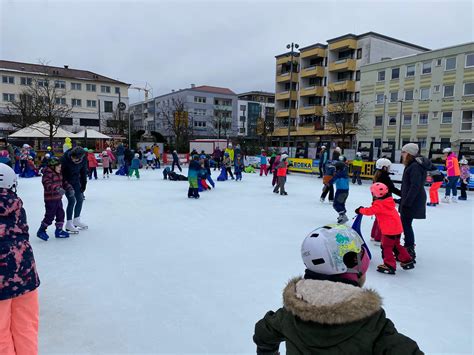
[73,129,111,139]
[8,121,75,139]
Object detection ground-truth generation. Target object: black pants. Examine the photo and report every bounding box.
[352,169,362,185]
[321,184,334,201]
[460,179,469,199]
[172,161,182,172]
[88,167,97,179]
[226,167,234,179]
[318,163,324,178]
[401,214,415,247]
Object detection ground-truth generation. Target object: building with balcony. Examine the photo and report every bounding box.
[357,42,474,155]
[237,91,275,138]
[0,60,130,137]
[273,32,429,150]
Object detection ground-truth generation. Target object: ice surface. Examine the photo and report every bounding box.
[16,168,472,354]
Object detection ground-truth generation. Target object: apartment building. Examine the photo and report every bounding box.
[237,91,274,138]
[273,32,428,149]
[0,60,130,137]
[129,85,238,142]
[357,42,474,154]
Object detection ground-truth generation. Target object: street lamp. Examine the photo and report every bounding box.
[397,99,404,150]
[286,42,299,155]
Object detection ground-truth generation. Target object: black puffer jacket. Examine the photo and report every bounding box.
[375,169,401,197]
[60,149,88,191]
[400,156,432,219]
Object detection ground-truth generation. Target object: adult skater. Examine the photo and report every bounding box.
[442,147,460,203]
[318,145,328,178]
[172,150,182,172]
[332,146,342,161]
[116,142,125,168]
[213,146,222,170]
[61,146,88,233]
[225,143,235,163]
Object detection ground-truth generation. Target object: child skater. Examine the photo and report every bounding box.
[356,182,415,274]
[223,152,234,180]
[128,153,140,179]
[426,168,444,206]
[273,153,288,195]
[328,161,349,224]
[188,155,201,198]
[459,158,470,201]
[101,151,111,178]
[87,149,98,180]
[0,163,41,354]
[320,160,335,203]
[37,157,71,240]
[234,154,244,181]
[259,149,268,176]
[145,150,156,169]
[202,155,215,188]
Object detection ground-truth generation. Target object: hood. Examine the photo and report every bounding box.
[283,277,382,325]
[414,156,434,170]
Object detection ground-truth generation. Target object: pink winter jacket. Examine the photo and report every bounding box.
[446,154,460,177]
[102,155,111,168]
[460,165,470,181]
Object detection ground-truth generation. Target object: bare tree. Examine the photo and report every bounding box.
[256,106,275,147]
[211,105,232,139]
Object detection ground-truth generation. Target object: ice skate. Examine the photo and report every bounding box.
[337,213,348,224]
[65,220,79,234]
[426,202,437,207]
[405,245,416,263]
[55,228,70,238]
[281,192,288,195]
[73,217,88,230]
[442,196,450,203]
[451,196,457,203]
[458,196,467,201]
[400,260,415,270]
[320,198,325,203]
[377,264,396,275]
[36,227,50,241]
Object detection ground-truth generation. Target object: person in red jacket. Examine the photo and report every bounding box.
[355,183,415,275]
[87,149,98,180]
[273,154,288,195]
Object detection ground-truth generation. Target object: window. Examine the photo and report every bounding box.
[2,76,14,84]
[355,70,360,81]
[420,87,430,100]
[80,119,100,127]
[38,79,48,87]
[391,68,400,80]
[403,114,412,125]
[60,117,73,125]
[433,85,440,93]
[390,91,398,102]
[240,105,246,111]
[466,53,474,67]
[104,101,113,112]
[194,109,206,116]
[115,87,120,94]
[87,100,97,108]
[422,61,432,74]
[2,93,14,102]
[442,112,452,124]
[376,93,384,104]
[461,111,473,131]
[20,77,32,85]
[55,97,66,105]
[193,121,207,128]
[101,85,111,93]
[405,90,414,101]
[86,84,96,92]
[443,85,454,98]
[71,99,82,107]
[445,57,456,71]
[417,137,427,149]
[71,82,82,90]
[433,111,439,118]
[464,82,474,95]
[55,80,66,89]
[378,71,385,81]
[356,48,362,59]
[194,96,206,103]
[374,138,382,148]
[419,113,428,125]
[388,116,397,126]
[406,64,415,77]
[375,116,383,126]
[436,59,442,66]
[354,92,360,102]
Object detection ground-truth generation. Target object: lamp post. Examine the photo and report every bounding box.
[286,42,299,155]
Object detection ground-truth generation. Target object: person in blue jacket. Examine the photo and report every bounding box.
[188,155,201,198]
[234,154,244,181]
[329,161,350,224]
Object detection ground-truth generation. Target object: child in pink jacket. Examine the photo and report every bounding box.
[101,151,112,178]
[459,158,470,201]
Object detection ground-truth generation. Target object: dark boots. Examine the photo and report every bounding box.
[405,245,416,263]
[188,188,193,198]
[193,188,200,199]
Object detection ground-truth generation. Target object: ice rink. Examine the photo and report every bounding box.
[17,168,473,354]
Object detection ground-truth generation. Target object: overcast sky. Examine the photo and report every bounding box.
[1,0,473,103]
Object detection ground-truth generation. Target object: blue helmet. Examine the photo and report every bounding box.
[200,154,206,159]
[224,152,229,157]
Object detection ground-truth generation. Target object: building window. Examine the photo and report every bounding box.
[71,99,82,107]
[388,116,397,126]
[420,87,430,100]
[374,138,382,147]
[354,92,360,102]
[115,87,120,94]
[406,64,415,77]
[101,85,111,93]
[377,71,385,81]
[80,119,100,127]
[390,91,398,102]
[443,85,455,98]
[433,85,440,93]
[403,114,412,125]
[419,113,428,125]
[445,57,456,71]
[442,112,452,124]
[20,77,32,85]
[55,80,66,89]
[417,137,427,149]
[356,48,362,59]
[38,79,48,87]
[2,93,15,102]
[355,70,360,81]
[376,93,384,104]
[2,76,14,84]
[104,101,113,112]
[422,61,432,74]
[87,100,97,108]
[405,90,414,101]
[194,96,206,103]
[71,82,82,90]
[55,97,66,105]
[461,111,473,131]
[464,82,474,96]
[193,121,207,128]
[465,53,474,67]
[86,84,96,92]
[194,108,206,116]
[240,105,246,111]
[375,116,383,126]
[435,59,442,66]
[391,68,399,80]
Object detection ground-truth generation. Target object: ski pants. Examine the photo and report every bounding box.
[66,186,83,220]
[321,184,334,201]
[128,168,140,178]
[172,161,182,172]
[401,214,415,248]
[460,179,469,199]
[88,167,97,180]
[429,181,443,204]
[273,176,286,194]
[0,289,38,355]
[371,218,383,242]
[189,177,198,189]
[381,234,412,269]
[260,164,268,176]
[333,189,349,214]
[445,176,459,197]
[226,167,234,179]
[352,168,362,185]
[41,199,65,229]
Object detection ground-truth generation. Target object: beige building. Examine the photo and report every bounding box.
[273,32,428,150]
[358,42,474,155]
[0,60,130,137]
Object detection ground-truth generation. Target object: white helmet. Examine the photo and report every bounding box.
[442,147,452,153]
[22,144,30,149]
[459,158,468,165]
[134,153,139,158]
[301,224,365,275]
[281,153,289,160]
[376,158,392,170]
[0,163,18,190]
[356,152,362,156]
[335,147,342,153]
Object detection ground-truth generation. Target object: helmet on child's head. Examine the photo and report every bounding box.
[0,163,18,190]
[370,182,389,198]
[200,154,206,159]
[375,158,391,170]
[356,152,362,156]
[134,153,139,158]
[443,147,452,154]
[281,153,288,160]
[44,153,51,159]
[301,224,369,279]
[48,157,61,167]
[23,144,30,149]
[460,158,468,165]
[83,148,89,152]
[47,146,52,151]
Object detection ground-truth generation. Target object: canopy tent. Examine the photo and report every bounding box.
[8,121,75,139]
[73,129,111,139]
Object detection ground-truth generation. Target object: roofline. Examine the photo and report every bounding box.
[299,43,328,51]
[326,33,358,43]
[238,91,275,97]
[275,51,300,59]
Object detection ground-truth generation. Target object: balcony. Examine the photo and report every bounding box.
[276,109,297,118]
[276,72,298,83]
[298,105,323,116]
[329,38,357,50]
[327,102,355,113]
[300,47,326,59]
[275,91,298,101]
[328,80,356,92]
[299,86,324,97]
[276,55,293,65]
[329,58,356,72]
[300,66,325,78]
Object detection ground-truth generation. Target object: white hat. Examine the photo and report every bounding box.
[134,153,139,158]
[402,143,419,156]
[335,147,342,153]
[442,147,452,154]
[376,158,392,170]
[459,158,468,165]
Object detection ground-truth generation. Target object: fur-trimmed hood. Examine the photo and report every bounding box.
[283,277,382,325]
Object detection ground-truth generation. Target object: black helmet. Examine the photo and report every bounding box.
[335,161,346,171]
[48,157,61,167]
[70,146,85,159]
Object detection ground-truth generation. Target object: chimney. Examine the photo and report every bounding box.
[64,65,69,69]
[191,84,195,88]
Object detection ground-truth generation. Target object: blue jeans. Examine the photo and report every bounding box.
[117,155,125,168]
[66,186,84,220]
[401,214,415,247]
[445,176,459,197]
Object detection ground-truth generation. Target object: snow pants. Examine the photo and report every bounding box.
[260,164,268,176]
[273,176,286,194]
[460,179,469,199]
[88,167,97,180]
[445,176,459,197]
[320,184,334,201]
[352,168,362,185]
[333,189,349,214]
[128,168,140,179]
[429,181,443,204]
[66,186,84,220]
[0,289,38,355]
[41,199,65,229]
[381,234,412,269]
[371,218,382,242]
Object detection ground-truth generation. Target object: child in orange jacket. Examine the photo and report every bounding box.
[273,154,288,195]
[355,182,415,275]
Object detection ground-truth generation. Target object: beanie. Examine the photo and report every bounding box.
[402,143,419,156]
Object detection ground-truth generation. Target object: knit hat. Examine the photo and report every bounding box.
[402,143,419,156]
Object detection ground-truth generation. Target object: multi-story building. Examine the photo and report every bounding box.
[237,91,274,138]
[273,32,428,150]
[129,85,238,143]
[0,60,130,137]
[357,42,474,155]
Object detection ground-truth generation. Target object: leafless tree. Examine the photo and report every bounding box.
[256,106,275,147]
[156,97,194,151]
[211,105,232,139]
[104,108,130,136]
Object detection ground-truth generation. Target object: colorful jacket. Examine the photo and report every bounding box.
[130,157,140,169]
[224,148,234,162]
[234,157,244,173]
[42,166,70,201]
[188,160,201,179]
[445,153,460,177]
[223,156,232,168]
[359,196,403,235]
[329,168,349,190]
[87,153,98,168]
[102,155,111,168]
[106,150,116,162]
[276,161,288,177]
[260,153,267,165]
[20,147,30,160]
[352,157,363,171]
[0,189,40,301]
[460,165,470,181]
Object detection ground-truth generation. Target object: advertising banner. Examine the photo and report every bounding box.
[288,158,319,173]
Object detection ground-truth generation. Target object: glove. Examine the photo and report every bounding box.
[355,206,363,214]
[66,189,75,198]
[56,187,65,196]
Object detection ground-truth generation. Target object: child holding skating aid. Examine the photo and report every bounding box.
[459,158,470,201]
[329,161,349,224]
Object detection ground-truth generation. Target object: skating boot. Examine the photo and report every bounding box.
[281,191,288,195]
[458,196,467,201]
[193,188,200,199]
[442,196,450,203]
[73,217,88,230]
[337,213,349,224]
[55,228,70,238]
[36,226,50,241]
[377,264,396,275]
[400,260,415,270]
[65,220,79,234]
[320,198,325,203]
[188,188,193,198]
[426,202,437,207]
[405,245,416,263]
[451,196,457,203]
